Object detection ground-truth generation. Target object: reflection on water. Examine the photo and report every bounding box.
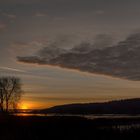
[14,113,140,119]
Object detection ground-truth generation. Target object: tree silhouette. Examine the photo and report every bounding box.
[0,77,23,112]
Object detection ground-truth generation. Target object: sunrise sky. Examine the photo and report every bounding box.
[0,0,140,109]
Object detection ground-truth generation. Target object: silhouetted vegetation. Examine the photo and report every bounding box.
[0,77,23,112]
[0,115,140,140]
[35,98,140,115]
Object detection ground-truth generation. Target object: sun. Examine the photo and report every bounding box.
[20,103,28,110]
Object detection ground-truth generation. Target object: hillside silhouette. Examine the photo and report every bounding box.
[35,98,140,114]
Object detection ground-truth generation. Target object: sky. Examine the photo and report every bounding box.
[0,0,140,109]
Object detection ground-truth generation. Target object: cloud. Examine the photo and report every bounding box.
[24,95,96,102]
[2,13,17,19]
[0,23,6,29]
[0,0,42,5]
[35,13,47,17]
[95,10,105,15]
[0,66,54,80]
[17,33,140,81]
[10,41,44,56]
[0,66,27,73]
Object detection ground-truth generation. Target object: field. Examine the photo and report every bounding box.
[0,114,140,140]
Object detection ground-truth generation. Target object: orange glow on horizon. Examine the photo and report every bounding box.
[19,95,136,110]
[18,100,55,109]
[19,103,29,110]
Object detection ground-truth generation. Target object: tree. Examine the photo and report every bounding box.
[0,77,23,112]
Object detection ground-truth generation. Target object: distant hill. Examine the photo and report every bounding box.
[34,98,140,115]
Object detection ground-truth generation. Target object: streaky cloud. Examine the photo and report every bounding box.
[0,66,27,73]
[0,66,57,80]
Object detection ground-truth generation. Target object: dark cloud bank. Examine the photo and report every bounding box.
[17,33,140,81]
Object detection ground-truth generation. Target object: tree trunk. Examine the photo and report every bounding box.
[0,100,4,112]
[6,100,8,112]
[0,89,4,112]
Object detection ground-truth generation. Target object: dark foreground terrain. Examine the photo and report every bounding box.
[0,114,140,140]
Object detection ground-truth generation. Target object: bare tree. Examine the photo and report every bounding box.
[0,86,4,112]
[0,77,23,112]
